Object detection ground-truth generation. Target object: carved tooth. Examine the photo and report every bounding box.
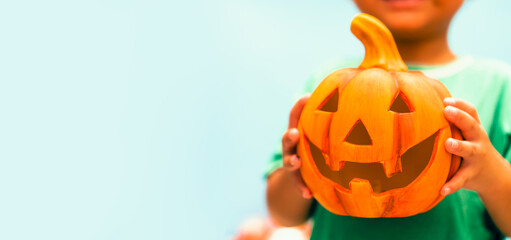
[383,158,402,178]
[322,152,337,171]
[338,161,346,170]
[347,178,389,217]
[349,178,374,194]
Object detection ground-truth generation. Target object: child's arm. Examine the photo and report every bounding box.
[266,94,314,226]
[441,97,511,237]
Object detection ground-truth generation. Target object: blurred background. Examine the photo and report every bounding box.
[0,0,510,239]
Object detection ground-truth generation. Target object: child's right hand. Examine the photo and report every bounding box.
[281,94,313,199]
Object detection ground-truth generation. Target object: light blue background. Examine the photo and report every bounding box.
[0,0,510,239]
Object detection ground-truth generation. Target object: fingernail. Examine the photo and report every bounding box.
[444,97,455,105]
[447,138,458,150]
[289,128,299,137]
[303,190,312,199]
[442,187,451,196]
[445,106,456,116]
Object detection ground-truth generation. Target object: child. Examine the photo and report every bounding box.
[266,0,511,239]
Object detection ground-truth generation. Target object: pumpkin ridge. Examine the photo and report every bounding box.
[337,68,362,97]
[382,195,395,217]
[392,110,403,177]
[423,76,448,103]
[389,71,403,178]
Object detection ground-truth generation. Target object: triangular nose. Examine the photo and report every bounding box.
[345,120,372,145]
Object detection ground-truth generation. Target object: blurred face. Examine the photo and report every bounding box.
[353,0,464,41]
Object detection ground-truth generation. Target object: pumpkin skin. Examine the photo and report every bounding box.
[297,13,462,218]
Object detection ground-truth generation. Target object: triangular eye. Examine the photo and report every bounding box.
[389,91,413,113]
[345,119,372,145]
[317,89,338,112]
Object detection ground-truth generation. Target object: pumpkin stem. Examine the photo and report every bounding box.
[351,13,408,71]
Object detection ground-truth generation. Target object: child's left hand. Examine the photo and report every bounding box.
[442,97,511,236]
[441,97,509,196]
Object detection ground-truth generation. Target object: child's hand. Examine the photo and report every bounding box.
[282,94,313,199]
[441,97,509,196]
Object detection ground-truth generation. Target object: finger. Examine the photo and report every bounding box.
[441,165,473,196]
[445,138,479,159]
[444,106,481,140]
[283,154,301,171]
[288,94,311,128]
[282,128,300,156]
[291,170,312,199]
[444,97,480,123]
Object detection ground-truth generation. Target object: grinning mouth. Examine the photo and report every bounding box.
[307,131,438,193]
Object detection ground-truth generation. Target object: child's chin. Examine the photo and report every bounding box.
[380,15,433,37]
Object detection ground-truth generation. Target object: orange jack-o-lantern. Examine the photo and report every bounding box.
[297,13,462,218]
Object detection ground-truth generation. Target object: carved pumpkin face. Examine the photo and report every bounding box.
[297,14,461,218]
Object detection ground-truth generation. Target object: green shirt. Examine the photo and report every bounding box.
[268,56,511,240]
